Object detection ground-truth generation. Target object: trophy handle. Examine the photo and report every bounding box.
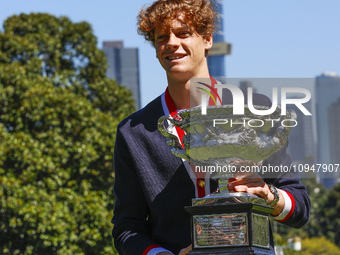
[158,115,184,151]
[274,109,297,141]
[172,147,189,161]
[258,109,296,159]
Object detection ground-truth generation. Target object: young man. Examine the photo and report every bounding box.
[111,1,311,254]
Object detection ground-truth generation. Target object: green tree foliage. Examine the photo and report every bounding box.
[301,236,340,255]
[318,182,340,246]
[273,173,340,253]
[274,174,328,240]
[0,13,135,254]
[294,175,328,238]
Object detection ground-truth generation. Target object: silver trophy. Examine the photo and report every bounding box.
[158,105,295,254]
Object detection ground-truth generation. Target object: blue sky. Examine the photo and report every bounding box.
[1,0,340,107]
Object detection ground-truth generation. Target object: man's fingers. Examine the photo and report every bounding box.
[233,171,262,180]
[230,183,264,192]
[178,244,192,255]
[228,176,265,190]
[246,186,268,197]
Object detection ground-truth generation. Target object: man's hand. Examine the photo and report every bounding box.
[228,172,284,216]
[228,172,267,196]
[178,244,192,255]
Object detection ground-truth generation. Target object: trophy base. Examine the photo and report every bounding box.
[185,193,274,255]
[191,192,268,206]
[188,246,275,254]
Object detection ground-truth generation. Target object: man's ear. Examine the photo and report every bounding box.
[204,34,213,51]
[204,34,213,57]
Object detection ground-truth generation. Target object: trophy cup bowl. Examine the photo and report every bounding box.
[158,105,295,254]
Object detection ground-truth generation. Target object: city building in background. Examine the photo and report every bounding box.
[328,98,340,165]
[239,80,257,93]
[103,41,141,110]
[207,0,231,78]
[287,99,317,165]
[315,72,340,188]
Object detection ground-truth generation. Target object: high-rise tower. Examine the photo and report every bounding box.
[207,0,231,78]
[328,98,340,165]
[287,99,317,164]
[315,72,340,187]
[103,41,141,110]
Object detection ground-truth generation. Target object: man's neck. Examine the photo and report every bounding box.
[167,78,191,110]
[166,72,211,110]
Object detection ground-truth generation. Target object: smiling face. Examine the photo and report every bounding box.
[154,17,213,82]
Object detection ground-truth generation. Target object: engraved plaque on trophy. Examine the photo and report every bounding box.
[193,213,248,247]
[158,104,295,254]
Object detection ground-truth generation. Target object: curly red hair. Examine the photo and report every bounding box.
[137,0,219,44]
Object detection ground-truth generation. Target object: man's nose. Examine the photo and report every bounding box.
[166,33,180,50]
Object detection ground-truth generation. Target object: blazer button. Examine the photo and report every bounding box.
[198,180,205,188]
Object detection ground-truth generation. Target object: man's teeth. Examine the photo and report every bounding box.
[168,55,184,60]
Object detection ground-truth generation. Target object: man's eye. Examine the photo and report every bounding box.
[179,31,190,37]
[156,35,166,41]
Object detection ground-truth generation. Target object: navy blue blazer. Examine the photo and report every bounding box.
[112,92,311,255]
